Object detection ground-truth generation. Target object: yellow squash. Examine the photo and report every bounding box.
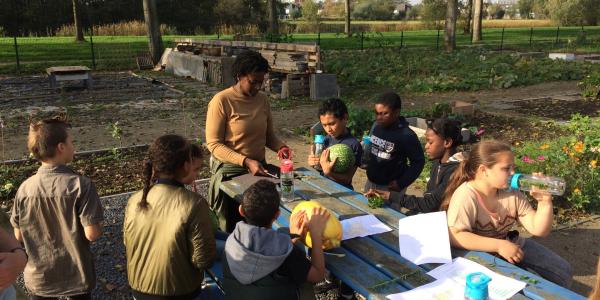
[290,201,342,250]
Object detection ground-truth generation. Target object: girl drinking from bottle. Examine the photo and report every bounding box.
[442,140,572,288]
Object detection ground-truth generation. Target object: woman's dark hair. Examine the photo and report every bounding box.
[241,180,280,227]
[318,98,348,120]
[232,50,270,81]
[427,118,463,149]
[439,140,512,211]
[139,135,202,211]
[376,91,402,111]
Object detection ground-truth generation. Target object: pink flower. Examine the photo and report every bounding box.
[537,155,546,161]
[522,156,534,163]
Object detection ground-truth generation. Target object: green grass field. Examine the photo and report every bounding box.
[1,26,599,74]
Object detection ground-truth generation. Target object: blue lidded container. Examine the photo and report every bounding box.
[465,272,492,300]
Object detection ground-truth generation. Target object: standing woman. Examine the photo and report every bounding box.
[205,50,290,232]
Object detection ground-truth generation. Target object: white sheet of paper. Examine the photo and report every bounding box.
[341,214,392,240]
[386,278,464,300]
[427,257,527,300]
[397,211,452,265]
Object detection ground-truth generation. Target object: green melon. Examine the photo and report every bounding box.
[328,143,355,173]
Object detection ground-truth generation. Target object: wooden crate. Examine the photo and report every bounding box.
[281,73,309,98]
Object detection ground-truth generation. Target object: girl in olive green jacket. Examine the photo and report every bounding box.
[124,135,216,299]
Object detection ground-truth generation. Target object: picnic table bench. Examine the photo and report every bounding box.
[220,167,585,300]
[46,66,92,88]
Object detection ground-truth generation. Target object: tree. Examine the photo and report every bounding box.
[421,0,446,29]
[267,0,278,35]
[518,0,534,19]
[444,0,458,51]
[352,0,396,20]
[547,0,600,26]
[321,0,345,18]
[72,0,84,41]
[344,0,351,36]
[472,0,483,42]
[143,0,163,64]
[302,0,320,33]
[463,0,473,33]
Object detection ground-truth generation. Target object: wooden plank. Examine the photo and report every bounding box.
[295,44,318,52]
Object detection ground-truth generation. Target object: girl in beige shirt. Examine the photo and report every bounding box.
[442,140,572,288]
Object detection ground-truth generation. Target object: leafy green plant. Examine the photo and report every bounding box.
[578,71,600,101]
[324,48,598,93]
[367,193,385,209]
[346,103,374,139]
[108,121,123,157]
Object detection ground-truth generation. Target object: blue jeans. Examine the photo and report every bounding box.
[517,238,573,288]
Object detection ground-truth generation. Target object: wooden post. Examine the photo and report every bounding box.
[143,0,163,65]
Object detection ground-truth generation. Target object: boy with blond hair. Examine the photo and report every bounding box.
[11,118,104,299]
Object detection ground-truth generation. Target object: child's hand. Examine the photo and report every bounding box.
[308,154,320,167]
[365,189,390,201]
[319,149,336,175]
[530,172,552,203]
[307,207,330,239]
[290,210,308,237]
[497,240,524,264]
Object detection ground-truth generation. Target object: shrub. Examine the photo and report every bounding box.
[513,114,600,211]
[578,71,600,101]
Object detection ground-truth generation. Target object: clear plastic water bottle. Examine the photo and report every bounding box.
[509,173,566,196]
[361,135,371,169]
[280,159,295,202]
[464,272,491,300]
[313,134,325,171]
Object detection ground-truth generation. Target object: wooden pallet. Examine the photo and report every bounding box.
[281,73,309,98]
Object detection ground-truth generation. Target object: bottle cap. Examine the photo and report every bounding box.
[280,159,294,173]
[362,135,371,145]
[314,135,325,144]
[510,173,522,190]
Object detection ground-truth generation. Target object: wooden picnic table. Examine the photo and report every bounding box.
[46,66,92,88]
[220,167,585,300]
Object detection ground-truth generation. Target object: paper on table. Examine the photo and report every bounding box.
[341,214,392,240]
[397,211,452,265]
[386,278,464,300]
[427,257,527,300]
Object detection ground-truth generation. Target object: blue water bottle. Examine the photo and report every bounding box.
[465,272,491,300]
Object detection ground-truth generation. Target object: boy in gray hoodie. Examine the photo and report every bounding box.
[222,180,329,300]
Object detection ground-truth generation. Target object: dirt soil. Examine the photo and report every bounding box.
[1,72,597,297]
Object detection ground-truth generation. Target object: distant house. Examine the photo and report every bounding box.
[281,0,301,19]
[393,1,412,19]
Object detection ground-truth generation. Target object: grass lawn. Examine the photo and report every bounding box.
[1,26,599,74]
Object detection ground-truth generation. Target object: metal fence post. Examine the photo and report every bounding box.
[555,26,560,45]
[89,27,96,70]
[500,27,505,51]
[400,30,404,48]
[13,36,20,73]
[360,31,364,51]
[529,27,533,48]
[436,29,440,50]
